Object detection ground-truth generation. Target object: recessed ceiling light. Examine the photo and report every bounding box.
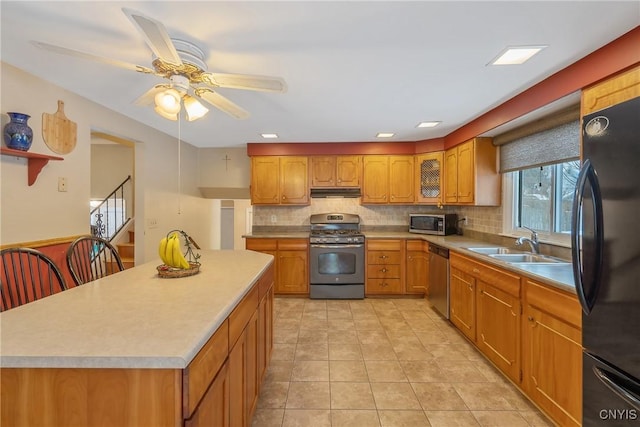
[260,133,278,139]
[416,121,441,128]
[376,132,395,138]
[489,46,547,65]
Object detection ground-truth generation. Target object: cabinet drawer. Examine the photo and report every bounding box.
[451,253,520,297]
[406,240,426,252]
[246,238,277,251]
[278,239,308,251]
[367,240,403,251]
[183,320,229,418]
[229,284,259,347]
[367,278,402,294]
[367,251,401,265]
[525,279,582,329]
[367,264,401,278]
[258,264,275,298]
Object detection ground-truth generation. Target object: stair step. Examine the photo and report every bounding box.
[128,230,135,244]
[117,242,135,259]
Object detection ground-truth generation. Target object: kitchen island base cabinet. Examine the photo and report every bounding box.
[0,261,275,427]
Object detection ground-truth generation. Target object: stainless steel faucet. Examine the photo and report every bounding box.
[515,225,540,254]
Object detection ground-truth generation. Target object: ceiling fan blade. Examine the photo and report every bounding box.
[194,88,250,119]
[202,73,287,93]
[31,41,157,74]
[133,84,170,106]
[122,8,182,66]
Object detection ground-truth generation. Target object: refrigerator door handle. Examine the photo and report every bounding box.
[571,159,604,315]
[593,365,640,410]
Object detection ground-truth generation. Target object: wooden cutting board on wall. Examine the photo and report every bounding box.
[42,100,77,154]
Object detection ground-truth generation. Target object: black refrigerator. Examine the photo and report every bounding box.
[572,96,640,426]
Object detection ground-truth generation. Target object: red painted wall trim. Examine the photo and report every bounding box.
[246,27,639,156]
[247,141,418,156]
[444,26,640,149]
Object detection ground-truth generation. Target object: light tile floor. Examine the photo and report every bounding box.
[252,297,554,427]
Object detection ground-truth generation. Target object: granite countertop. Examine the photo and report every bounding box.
[0,250,274,369]
[244,230,576,293]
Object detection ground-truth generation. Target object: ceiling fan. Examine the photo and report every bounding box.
[31,8,287,121]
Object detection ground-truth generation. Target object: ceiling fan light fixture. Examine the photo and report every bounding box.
[154,105,178,121]
[184,95,209,121]
[155,88,182,114]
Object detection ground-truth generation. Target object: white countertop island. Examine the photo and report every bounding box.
[0,249,274,369]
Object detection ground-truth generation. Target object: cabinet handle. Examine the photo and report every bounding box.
[381,282,388,287]
[479,290,484,295]
[282,195,286,200]
[468,284,473,290]
[379,255,388,259]
[472,268,480,274]
[337,179,341,183]
[380,268,388,273]
[528,316,535,322]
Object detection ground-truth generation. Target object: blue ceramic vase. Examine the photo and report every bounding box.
[3,112,34,151]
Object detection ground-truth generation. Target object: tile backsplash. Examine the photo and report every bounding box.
[252,198,503,235]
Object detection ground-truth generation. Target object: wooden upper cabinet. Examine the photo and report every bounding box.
[389,155,414,203]
[310,156,361,187]
[362,155,389,203]
[336,156,361,186]
[250,157,280,204]
[250,156,309,205]
[443,137,500,206]
[362,155,413,204]
[581,65,640,116]
[415,152,444,205]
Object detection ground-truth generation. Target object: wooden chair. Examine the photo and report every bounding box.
[0,247,67,311]
[66,236,125,286]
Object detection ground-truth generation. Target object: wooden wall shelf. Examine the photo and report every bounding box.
[1,147,64,186]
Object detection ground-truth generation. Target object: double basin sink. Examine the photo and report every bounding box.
[465,247,574,286]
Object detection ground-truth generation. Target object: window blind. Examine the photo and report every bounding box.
[499,121,580,173]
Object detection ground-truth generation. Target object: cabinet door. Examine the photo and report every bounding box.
[245,311,259,425]
[336,156,361,187]
[229,328,247,427]
[277,249,308,294]
[523,281,582,427]
[258,284,274,384]
[581,65,640,116]
[406,250,428,295]
[389,155,415,203]
[443,148,458,203]
[251,157,280,204]
[362,156,389,203]
[449,267,476,342]
[310,156,336,187]
[456,140,475,203]
[185,362,230,427]
[415,152,443,205]
[280,157,309,205]
[476,280,521,383]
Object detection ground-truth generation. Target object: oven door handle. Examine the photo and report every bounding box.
[310,244,364,249]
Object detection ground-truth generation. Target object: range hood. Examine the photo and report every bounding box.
[310,188,362,198]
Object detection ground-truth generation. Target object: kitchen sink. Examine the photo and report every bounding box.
[489,253,564,263]
[465,247,517,255]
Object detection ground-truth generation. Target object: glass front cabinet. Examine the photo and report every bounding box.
[415,152,444,205]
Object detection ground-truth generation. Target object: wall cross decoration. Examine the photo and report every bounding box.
[223,154,231,171]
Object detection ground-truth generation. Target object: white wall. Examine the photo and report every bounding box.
[197,147,251,188]
[1,62,217,262]
[90,143,133,200]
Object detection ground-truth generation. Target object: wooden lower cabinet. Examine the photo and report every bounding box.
[229,311,259,427]
[476,279,521,384]
[406,240,428,295]
[523,279,582,427]
[449,264,476,341]
[185,362,230,427]
[448,252,582,427]
[366,239,404,295]
[246,238,308,295]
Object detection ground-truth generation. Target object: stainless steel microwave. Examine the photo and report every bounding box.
[409,213,458,235]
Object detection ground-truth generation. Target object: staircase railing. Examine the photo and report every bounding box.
[91,175,132,242]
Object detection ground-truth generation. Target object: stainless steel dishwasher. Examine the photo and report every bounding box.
[428,243,450,318]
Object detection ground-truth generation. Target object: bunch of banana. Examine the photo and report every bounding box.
[158,232,190,269]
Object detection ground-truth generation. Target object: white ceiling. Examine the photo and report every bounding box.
[1,1,638,149]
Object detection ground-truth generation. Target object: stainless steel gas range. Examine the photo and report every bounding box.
[309,213,365,299]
